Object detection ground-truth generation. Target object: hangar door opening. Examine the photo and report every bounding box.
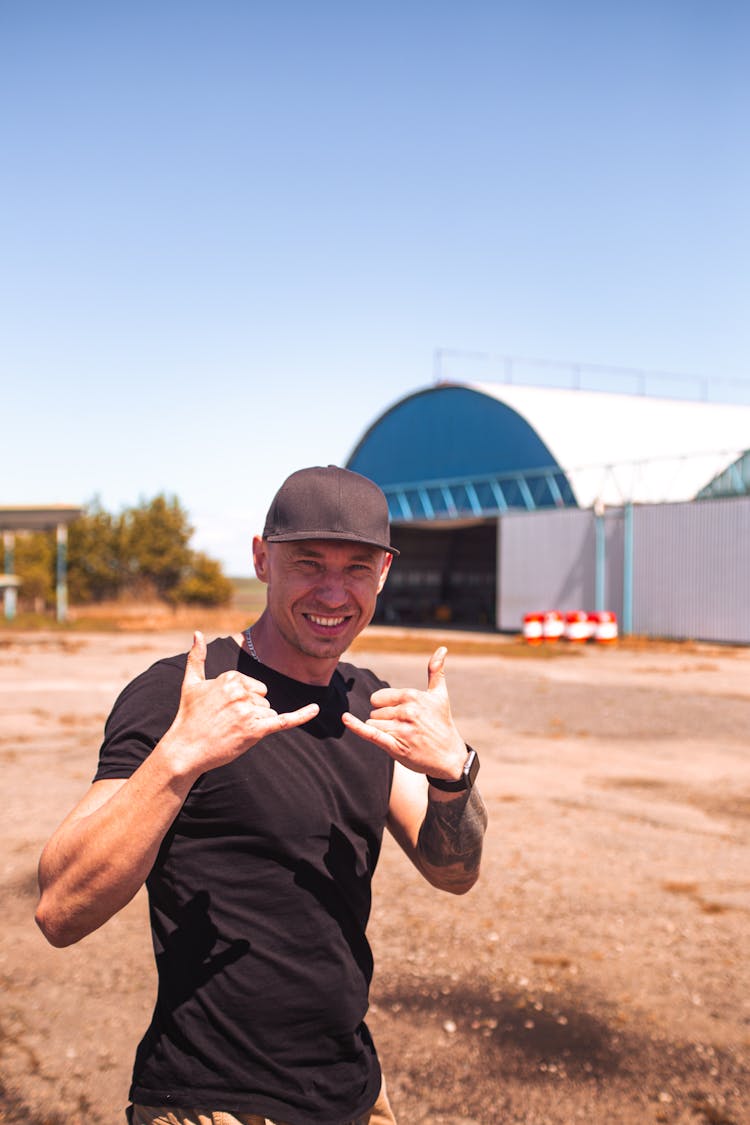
[374,521,497,628]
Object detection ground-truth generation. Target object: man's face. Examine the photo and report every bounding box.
[253,538,392,667]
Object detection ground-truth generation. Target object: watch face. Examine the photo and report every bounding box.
[463,748,480,788]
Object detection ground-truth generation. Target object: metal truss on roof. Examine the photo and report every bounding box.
[697,451,750,499]
[383,466,576,522]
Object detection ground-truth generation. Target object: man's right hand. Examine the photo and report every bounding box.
[165,631,320,776]
[36,629,320,948]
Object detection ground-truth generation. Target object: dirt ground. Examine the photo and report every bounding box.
[0,628,748,1125]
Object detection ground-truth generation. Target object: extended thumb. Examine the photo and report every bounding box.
[183,630,207,685]
[427,646,448,690]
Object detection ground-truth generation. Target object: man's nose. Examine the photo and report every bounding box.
[315,570,348,605]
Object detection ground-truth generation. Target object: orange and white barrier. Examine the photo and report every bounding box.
[589,611,618,644]
[522,612,544,644]
[523,610,564,643]
[542,610,564,642]
[564,610,594,643]
[522,610,618,644]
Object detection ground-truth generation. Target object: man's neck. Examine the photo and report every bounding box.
[235,613,339,686]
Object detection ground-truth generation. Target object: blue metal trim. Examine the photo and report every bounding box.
[56,524,68,624]
[3,531,16,622]
[488,480,508,511]
[392,491,413,520]
[382,465,577,522]
[464,482,482,516]
[546,473,565,507]
[417,487,435,518]
[441,485,458,517]
[622,504,634,636]
[728,461,748,494]
[516,476,535,510]
[595,513,606,611]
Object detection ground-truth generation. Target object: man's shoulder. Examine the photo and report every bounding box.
[115,635,238,705]
[335,659,389,692]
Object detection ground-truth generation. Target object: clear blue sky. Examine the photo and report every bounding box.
[2,1,748,574]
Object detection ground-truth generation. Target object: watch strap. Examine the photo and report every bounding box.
[427,746,479,792]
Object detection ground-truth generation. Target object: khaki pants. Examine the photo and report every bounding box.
[128,1079,397,1125]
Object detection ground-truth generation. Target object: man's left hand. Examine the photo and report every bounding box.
[342,647,467,780]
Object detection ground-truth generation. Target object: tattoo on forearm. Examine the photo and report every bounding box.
[418,788,488,885]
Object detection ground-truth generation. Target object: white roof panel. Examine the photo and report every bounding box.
[468,382,750,507]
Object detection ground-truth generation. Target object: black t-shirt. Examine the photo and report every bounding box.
[94,636,394,1125]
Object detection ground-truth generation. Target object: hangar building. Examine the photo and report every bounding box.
[346,382,750,641]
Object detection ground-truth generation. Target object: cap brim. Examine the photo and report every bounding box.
[265,530,399,555]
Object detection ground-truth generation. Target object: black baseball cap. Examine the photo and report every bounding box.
[263,465,399,555]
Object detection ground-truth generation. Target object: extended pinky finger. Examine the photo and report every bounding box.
[341,711,389,746]
[275,703,320,730]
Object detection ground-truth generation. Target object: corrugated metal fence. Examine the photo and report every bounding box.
[497,494,750,644]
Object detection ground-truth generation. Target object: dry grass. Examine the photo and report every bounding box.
[3,580,747,664]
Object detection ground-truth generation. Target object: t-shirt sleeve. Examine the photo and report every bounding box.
[356,664,390,697]
[93,656,186,782]
[335,662,390,719]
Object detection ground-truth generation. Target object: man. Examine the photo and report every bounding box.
[36,465,488,1125]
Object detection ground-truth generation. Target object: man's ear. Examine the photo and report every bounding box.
[252,536,270,583]
[376,551,394,595]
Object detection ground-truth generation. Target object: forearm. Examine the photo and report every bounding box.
[416,785,488,894]
[36,735,199,947]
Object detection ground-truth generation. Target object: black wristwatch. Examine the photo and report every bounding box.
[427,747,480,792]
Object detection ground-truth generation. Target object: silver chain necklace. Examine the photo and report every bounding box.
[242,627,259,662]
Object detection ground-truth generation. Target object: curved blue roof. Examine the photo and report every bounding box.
[347,385,560,483]
[347,381,750,521]
[346,384,576,519]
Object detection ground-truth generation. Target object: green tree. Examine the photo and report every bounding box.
[119,494,193,600]
[60,494,233,609]
[14,531,55,609]
[175,551,234,607]
[67,500,122,603]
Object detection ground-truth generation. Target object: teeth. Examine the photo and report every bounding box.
[307,615,346,627]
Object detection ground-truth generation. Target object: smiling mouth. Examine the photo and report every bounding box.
[304,614,350,628]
